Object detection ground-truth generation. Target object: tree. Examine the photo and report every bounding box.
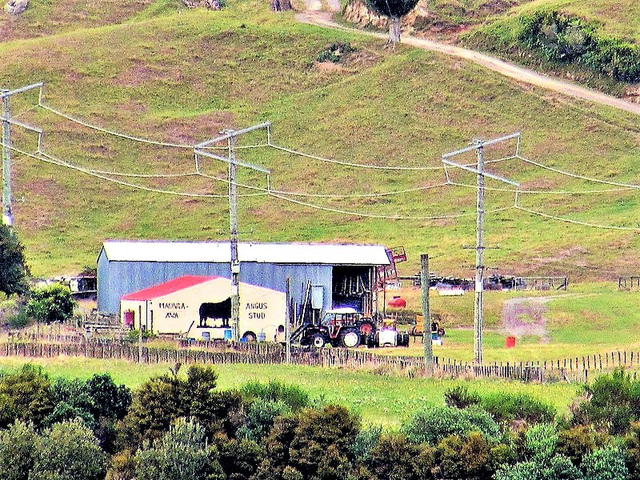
[30,418,107,480]
[134,419,224,480]
[26,284,76,324]
[0,364,55,429]
[365,0,419,45]
[0,420,38,480]
[0,224,29,296]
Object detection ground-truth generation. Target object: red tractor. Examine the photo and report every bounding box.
[300,308,376,348]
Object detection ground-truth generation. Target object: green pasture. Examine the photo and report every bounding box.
[0,357,580,428]
[0,0,637,280]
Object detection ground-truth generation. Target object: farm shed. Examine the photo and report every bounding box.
[98,241,390,317]
[120,275,286,340]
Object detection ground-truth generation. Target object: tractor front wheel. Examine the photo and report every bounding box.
[311,333,327,348]
[340,328,361,348]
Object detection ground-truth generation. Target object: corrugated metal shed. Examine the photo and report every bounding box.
[98,241,389,315]
[102,241,390,265]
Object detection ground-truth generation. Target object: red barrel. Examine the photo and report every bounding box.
[505,336,516,348]
[388,296,406,308]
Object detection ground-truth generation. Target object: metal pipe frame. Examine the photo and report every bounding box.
[442,132,521,159]
[195,148,271,174]
[0,82,44,99]
[196,121,271,148]
[442,158,520,187]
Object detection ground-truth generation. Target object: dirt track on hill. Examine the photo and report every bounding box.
[296,8,640,117]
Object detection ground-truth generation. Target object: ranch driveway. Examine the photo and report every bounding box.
[295,6,640,117]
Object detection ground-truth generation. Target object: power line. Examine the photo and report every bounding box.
[515,205,640,232]
[269,190,514,220]
[2,142,266,199]
[450,181,636,195]
[38,103,194,150]
[517,154,640,190]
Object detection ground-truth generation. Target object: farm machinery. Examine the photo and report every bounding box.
[293,308,409,348]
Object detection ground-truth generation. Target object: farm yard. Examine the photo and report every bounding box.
[1,0,640,477]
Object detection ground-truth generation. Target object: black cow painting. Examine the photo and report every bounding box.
[199,298,232,327]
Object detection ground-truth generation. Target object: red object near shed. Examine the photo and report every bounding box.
[387,296,406,308]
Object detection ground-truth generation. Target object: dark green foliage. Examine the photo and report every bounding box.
[0,364,55,428]
[582,446,628,480]
[0,420,38,480]
[257,405,360,480]
[85,373,132,420]
[557,426,597,467]
[363,433,435,480]
[237,400,291,442]
[366,0,418,19]
[0,224,29,297]
[31,418,107,480]
[350,425,382,461]
[316,42,356,63]
[444,385,481,409]
[517,10,640,82]
[625,423,640,479]
[240,380,309,411]
[574,369,640,435]
[6,308,29,328]
[436,431,516,480]
[214,434,266,480]
[402,405,500,445]
[133,419,224,480]
[26,284,75,324]
[480,392,556,425]
[119,365,235,448]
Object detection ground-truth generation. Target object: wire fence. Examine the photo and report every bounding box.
[2,338,639,383]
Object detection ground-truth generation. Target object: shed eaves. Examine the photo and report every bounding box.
[102,241,390,266]
[121,275,218,301]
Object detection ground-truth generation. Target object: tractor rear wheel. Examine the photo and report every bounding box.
[358,320,376,336]
[340,328,361,348]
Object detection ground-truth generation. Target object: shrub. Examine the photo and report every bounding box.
[31,418,107,480]
[214,434,265,480]
[437,432,493,479]
[480,392,555,425]
[525,424,558,463]
[237,400,292,442]
[574,369,640,435]
[134,419,224,480]
[241,380,309,411]
[316,42,356,63]
[0,364,55,428]
[365,433,435,480]
[0,420,38,480]
[0,223,30,297]
[402,406,500,445]
[259,405,360,479]
[26,284,75,324]
[350,425,382,461]
[444,385,481,409]
[582,446,628,480]
[557,426,597,467]
[515,10,640,82]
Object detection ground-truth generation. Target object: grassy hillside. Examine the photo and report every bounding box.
[461,0,640,94]
[0,0,183,42]
[0,0,638,281]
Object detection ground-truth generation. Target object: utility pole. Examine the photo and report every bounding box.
[442,133,520,365]
[473,142,485,364]
[2,90,12,227]
[227,132,240,342]
[285,277,291,364]
[1,82,45,227]
[195,122,271,342]
[420,254,432,367]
